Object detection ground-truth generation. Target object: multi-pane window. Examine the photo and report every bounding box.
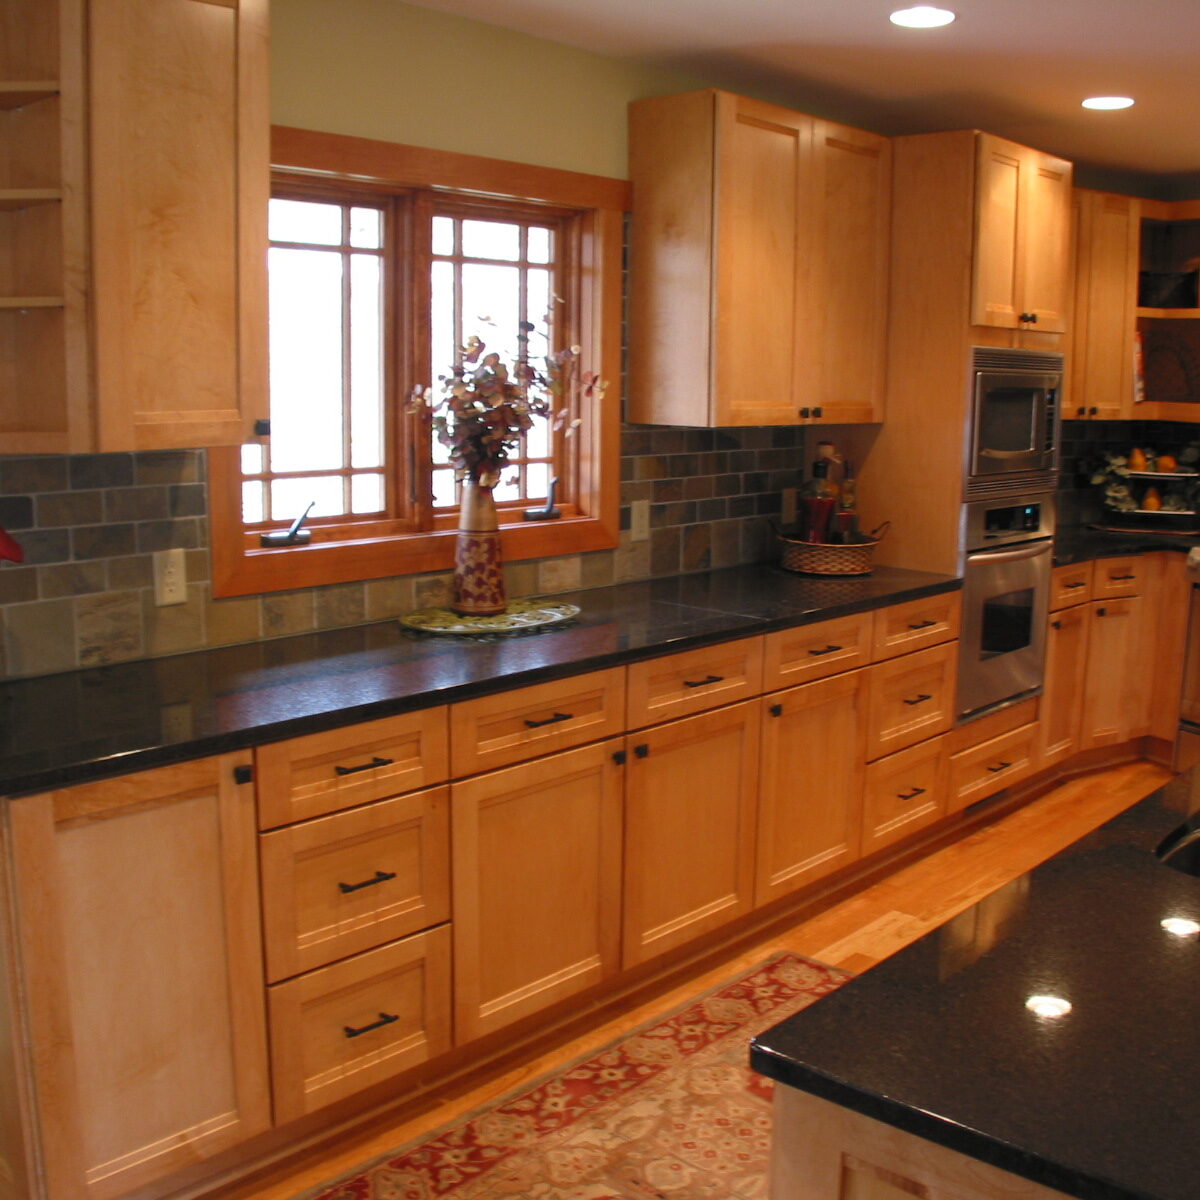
[207,129,622,599]
[247,195,390,527]
[430,211,559,511]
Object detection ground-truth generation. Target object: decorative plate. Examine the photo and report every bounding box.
[400,599,581,636]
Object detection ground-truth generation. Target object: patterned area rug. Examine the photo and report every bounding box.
[306,953,849,1200]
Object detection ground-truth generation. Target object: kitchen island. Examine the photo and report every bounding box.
[751,769,1200,1200]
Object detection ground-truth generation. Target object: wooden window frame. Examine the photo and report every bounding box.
[209,126,627,599]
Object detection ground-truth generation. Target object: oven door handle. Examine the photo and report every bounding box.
[965,540,1052,568]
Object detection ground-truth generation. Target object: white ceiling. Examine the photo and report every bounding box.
[404,0,1200,196]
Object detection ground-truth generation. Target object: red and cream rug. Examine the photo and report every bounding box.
[306,953,849,1200]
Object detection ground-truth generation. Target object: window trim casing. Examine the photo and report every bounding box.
[209,126,627,599]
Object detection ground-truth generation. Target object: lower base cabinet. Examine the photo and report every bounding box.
[861,735,947,855]
[623,701,761,966]
[451,740,624,1043]
[267,925,452,1123]
[1040,601,1090,767]
[756,671,867,904]
[6,755,271,1200]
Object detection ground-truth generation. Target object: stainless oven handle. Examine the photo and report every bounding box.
[965,540,1052,568]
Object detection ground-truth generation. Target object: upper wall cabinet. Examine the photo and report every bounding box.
[0,0,267,454]
[1068,189,1140,420]
[627,89,891,427]
[971,133,1072,333]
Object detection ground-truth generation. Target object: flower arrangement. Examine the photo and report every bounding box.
[409,323,603,489]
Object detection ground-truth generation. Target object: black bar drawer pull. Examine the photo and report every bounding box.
[897,786,927,800]
[343,1011,399,1039]
[683,673,724,688]
[1110,573,1136,581]
[524,711,573,728]
[334,755,393,777]
[1064,580,1086,588]
[808,644,843,656]
[908,619,936,630]
[987,760,1013,774]
[338,869,396,894]
[902,693,932,706]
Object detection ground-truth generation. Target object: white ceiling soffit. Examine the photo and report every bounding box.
[403,0,1200,195]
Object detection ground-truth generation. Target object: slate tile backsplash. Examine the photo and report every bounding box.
[0,427,807,679]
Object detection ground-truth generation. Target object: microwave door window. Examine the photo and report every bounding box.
[979,387,1037,459]
[979,587,1035,659]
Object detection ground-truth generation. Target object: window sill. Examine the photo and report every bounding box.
[210,511,619,599]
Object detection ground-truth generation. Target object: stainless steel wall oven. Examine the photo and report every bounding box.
[957,494,1055,721]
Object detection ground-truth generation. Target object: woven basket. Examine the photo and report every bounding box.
[775,522,889,576]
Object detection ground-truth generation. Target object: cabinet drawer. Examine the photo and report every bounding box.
[861,736,947,855]
[947,722,1039,814]
[762,612,874,690]
[1049,561,1093,609]
[871,592,961,661]
[626,637,763,728]
[260,786,450,983]
[268,925,452,1123]
[449,666,625,777]
[256,710,449,829]
[865,642,957,761]
[1093,556,1142,599]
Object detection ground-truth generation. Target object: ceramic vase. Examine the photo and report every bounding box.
[452,480,507,615]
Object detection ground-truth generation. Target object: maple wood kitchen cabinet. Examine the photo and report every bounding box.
[971,132,1073,333]
[5,755,271,1200]
[0,0,266,453]
[852,129,1072,576]
[756,671,867,905]
[627,88,890,427]
[1068,189,1140,419]
[623,700,762,966]
[451,740,624,1042]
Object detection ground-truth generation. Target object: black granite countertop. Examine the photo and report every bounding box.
[751,771,1200,1200]
[0,564,958,798]
[1053,522,1200,565]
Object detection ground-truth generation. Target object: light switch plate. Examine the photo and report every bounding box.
[630,499,650,542]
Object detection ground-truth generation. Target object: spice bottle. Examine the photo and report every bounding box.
[800,459,838,543]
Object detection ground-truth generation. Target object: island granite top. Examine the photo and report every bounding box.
[0,563,957,798]
[751,771,1200,1200]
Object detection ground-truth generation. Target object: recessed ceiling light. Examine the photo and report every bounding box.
[1082,96,1135,110]
[890,6,956,28]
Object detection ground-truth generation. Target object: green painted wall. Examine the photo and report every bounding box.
[270,0,706,179]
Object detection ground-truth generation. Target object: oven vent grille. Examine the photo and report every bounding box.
[971,347,1064,372]
[966,471,1059,501]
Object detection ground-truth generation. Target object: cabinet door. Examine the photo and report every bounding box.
[713,92,811,425]
[757,672,866,905]
[452,740,623,1043]
[972,134,1071,333]
[1080,597,1150,749]
[623,701,760,966]
[1039,602,1090,768]
[1069,190,1139,419]
[88,0,267,449]
[8,754,270,1200]
[797,119,891,423]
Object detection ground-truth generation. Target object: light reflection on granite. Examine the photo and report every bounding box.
[0,564,957,796]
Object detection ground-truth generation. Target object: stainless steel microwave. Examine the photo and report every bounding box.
[967,347,1063,498]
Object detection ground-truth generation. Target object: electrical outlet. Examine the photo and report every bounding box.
[630,499,650,542]
[153,547,187,606]
[781,487,798,526]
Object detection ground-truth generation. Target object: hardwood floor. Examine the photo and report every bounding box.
[221,759,1172,1200]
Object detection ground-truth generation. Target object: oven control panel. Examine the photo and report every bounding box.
[964,493,1056,551]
